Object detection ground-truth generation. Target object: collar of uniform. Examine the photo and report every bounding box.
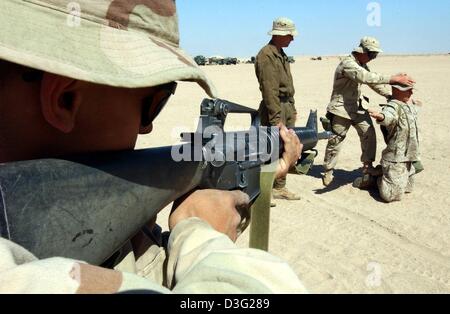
[268,41,286,59]
[350,53,370,70]
[390,99,407,106]
[350,53,362,66]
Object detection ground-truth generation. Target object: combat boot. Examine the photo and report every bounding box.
[272,187,301,201]
[322,170,334,187]
[363,165,383,177]
[353,174,377,190]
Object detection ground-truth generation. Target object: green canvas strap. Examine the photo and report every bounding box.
[249,165,277,251]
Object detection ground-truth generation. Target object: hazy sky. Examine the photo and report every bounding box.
[177,0,450,57]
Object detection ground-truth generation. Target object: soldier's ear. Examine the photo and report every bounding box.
[40,73,82,133]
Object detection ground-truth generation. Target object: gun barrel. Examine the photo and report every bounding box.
[318,131,332,141]
[279,110,328,153]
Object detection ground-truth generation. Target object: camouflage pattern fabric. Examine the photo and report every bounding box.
[377,100,420,163]
[323,53,391,171]
[0,219,307,294]
[324,114,376,171]
[0,0,216,97]
[376,99,421,202]
[327,54,391,121]
[378,160,416,203]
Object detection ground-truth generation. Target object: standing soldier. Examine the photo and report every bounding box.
[322,36,416,187]
[255,17,300,201]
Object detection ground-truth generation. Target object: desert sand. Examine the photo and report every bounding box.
[137,55,450,293]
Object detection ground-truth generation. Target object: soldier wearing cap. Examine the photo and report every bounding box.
[255,17,300,201]
[322,36,416,187]
[364,83,422,203]
[0,0,306,293]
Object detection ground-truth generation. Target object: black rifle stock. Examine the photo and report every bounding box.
[0,99,329,265]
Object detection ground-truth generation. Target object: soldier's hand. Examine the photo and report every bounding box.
[170,190,250,242]
[368,109,384,121]
[390,73,416,86]
[277,124,302,179]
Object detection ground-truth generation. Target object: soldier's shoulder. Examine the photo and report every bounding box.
[256,46,276,64]
[388,99,405,106]
[339,55,360,69]
[385,100,402,111]
[257,44,276,58]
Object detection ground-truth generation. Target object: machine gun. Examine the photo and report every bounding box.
[0,99,329,265]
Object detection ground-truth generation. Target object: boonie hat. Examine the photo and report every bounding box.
[392,84,416,91]
[353,36,383,54]
[268,17,298,37]
[0,0,216,97]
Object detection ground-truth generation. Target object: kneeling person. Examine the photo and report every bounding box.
[368,84,421,203]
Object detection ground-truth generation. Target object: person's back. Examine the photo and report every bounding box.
[367,84,422,202]
[380,99,420,163]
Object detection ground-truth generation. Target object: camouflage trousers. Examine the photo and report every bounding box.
[260,101,297,189]
[378,160,416,203]
[323,113,376,171]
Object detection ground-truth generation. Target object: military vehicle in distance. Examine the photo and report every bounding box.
[224,57,238,65]
[194,55,207,66]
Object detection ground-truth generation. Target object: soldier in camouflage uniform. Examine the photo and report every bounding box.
[322,37,416,187]
[255,17,300,201]
[367,84,421,203]
[0,0,306,293]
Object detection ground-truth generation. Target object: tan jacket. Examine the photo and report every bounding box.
[378,99,420,163]
[327,54,392,120]
[0,218,307,294]
[255,42,296,126]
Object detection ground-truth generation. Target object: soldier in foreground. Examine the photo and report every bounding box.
[0,0,306,293]
[363,84,422,203]
[255,17,300,201]
[322,36,416,187]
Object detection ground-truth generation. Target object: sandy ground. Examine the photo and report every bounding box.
[136,55,450,293]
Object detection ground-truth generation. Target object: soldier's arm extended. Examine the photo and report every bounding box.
[369,104,399,127]
[368,83,392,99]
[256,55,282,125]
[342,59,391,85]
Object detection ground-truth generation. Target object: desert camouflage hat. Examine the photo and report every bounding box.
[268,17,298,37]
[0,0,217,97]
[353,36,383,54]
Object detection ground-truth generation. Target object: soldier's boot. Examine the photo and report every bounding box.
[353,174,378,190]
[366,165,383,177]
[322,170,334,187]
[272,187,301,201]
[405,178,415,194]
[362,163,383,176]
